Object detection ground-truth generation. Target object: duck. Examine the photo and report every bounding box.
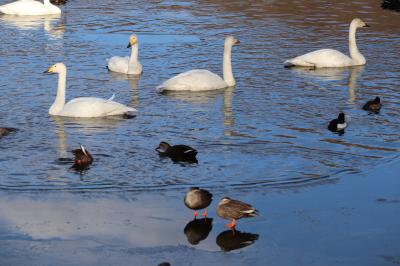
[328,112,347,133]
[184,217,213,245]
[216,230,259,252]
[184,187,213,218]
[284,18,369,68]
[44,63,136,117]
[363,96,382,113]
[0,127,17,137]
[156,141,198,163]
[107,34,143,75]
[0,0,61,15]
[157,36,239,92]
[72,144,93,170]
[216,197,258,229]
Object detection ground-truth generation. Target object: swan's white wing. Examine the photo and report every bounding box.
[285,49,353,68]
[107,56,129,74]
[157,69,228,92]
[0,0,59,15]
[60,97,136,118]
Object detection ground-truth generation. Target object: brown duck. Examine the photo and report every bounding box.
[0,127,17,137]
[184,187,212,218]
[363,96,382,113]
[72,144,93,169]
[216,197,258,229]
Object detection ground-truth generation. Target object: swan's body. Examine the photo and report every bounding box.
[0,0,61,15]
[284,18,369,68]
[45,63,136,118]
[107,34,142,75]
[157,36,239,92]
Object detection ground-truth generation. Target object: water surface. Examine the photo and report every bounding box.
[0,0,399,265]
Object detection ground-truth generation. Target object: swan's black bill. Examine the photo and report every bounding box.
[43,70,50,73]
[127,42,132,48]
[364,24,370,27]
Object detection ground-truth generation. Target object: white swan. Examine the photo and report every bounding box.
[0,0,61,15]
[107,34,142,75]
[45,63,136,118]
[284,18,369,68]
[157,36,239,92]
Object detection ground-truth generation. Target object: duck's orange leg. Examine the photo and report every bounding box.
[225,218,236,229]
[193,210,198,219]
[201,208,207,218]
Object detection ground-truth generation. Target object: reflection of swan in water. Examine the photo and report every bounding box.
[52,115,67,157]
[183,218,213,245]
[290,66,364,103]
[0,14,64,39]
[223,86,234,136]
[162,87,235,135]
[108,71,140,109]
[161,89,222,104]
[51,115,130,136]
[347,66,364,103]
[216,230,259,252]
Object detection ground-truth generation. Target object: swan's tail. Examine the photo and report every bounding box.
[108,94,115,101]
[156,85,165,93]
[283,60,295,68]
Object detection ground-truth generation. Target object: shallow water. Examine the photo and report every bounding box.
[0,0,399,265]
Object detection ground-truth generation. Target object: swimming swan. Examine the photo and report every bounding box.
[107,34,143,75]
[0,0,61,15]
[284,18,369,68]
[157,36,239,92]
[45,63,136,117]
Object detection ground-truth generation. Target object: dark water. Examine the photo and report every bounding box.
[0,0,399,265]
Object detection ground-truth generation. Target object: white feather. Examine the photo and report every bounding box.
[0,0,61,15]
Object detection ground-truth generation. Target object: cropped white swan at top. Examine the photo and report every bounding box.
[0,0,61,15]
[157,36,239,92]
[107,34,142,75]
[284,18,369,68]
[45,63,136,118]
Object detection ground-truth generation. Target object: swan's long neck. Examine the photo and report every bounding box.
[223,43,235,86]
[348,23,365,65]
[128,43,139,67]
[43,0,52,6]
[50,69,66,115]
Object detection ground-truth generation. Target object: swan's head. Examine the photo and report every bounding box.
[127,34,138,48]
[44,62,66,74]
[351,18,369,28]
[225,36,240,46]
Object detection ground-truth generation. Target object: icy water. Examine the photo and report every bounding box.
[0,0,399,265]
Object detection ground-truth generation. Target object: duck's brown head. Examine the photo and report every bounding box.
[156,141,171,153]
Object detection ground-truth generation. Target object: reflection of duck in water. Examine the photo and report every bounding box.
[216,230,259,252]
[0,127,17,137]
[184,218,213,245]
[217,197,258,229]
[184,187,212,218]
